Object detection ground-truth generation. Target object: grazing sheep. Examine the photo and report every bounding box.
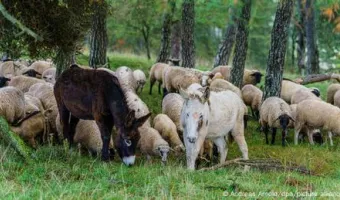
[27,82,58,139]
[56,114,115,156]
[162,93,185,134]
[0,61,27,78]
[133,69,146,93]
[294,100,340,146]
[209,79,242,97]
[138,126,170,163]
[115,66,137,93]
[162,66,200,95]
[153,114,185,152]
[42,68,56,84]
[149,62,170,94]
[280,80,320,104]
[8,75,45,92]
[0,86,25,124]
[180,87,248,170]
[11,95,45,148]
[211,65,263,86]
[327,83,340,104]
[291,88,321,104]
[259,97,294,146]
[241,84,263,119]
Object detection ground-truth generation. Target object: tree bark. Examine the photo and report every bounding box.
[141,24,151,60]
[89,2,108,69]
[305,0,319,75]
[263,0,294,100]
[296,0,306,74]
[55,48,75,78]
[213,8,237,68]
[230,0,252,88]
[170,20,181,61]
[157,0,176,63]
[181,0,195,68]
[294,73,340,85]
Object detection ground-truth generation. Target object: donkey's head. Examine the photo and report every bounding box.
[115,110,151,166]
[180,87,210,144]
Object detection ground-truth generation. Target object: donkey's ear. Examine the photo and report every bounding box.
[125,110,136,128]
[133,112,151,129]
[201,86,210,104]
[179,87,189,100]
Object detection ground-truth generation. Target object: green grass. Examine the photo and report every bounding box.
[1,54,340,199]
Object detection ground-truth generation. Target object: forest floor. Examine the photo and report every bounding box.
[0,53,340,199]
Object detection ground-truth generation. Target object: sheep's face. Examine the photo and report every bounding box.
[0,77,10,87]
[180,93,210,145]
[250,71,263,84]
[154,145,169,163]
[201,73,213,87]
[43,75,56,84]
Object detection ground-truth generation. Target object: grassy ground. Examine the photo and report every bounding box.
[1,54,340,199]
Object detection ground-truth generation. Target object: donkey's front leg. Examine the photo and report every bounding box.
[95,116,114,161]
[213,136,227,164]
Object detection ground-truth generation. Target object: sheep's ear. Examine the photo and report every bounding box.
[133,112,151,129]
[288,115,295,122]
[125,110,136,128]
[200,86,210,104]
[208,72,214,79]
[179,87,189,100]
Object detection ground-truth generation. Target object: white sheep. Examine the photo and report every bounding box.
[209,79,242,97]
[241,84,263,119]
[0,61,27,78]
[291,88,321,104]
[211,65,263,86]
[133,69,146,93]
[259,97,294,146]
[0,86,25,124]
[162,66,200,94]
[294,100,340,146]
[149,62,170,94]
[280,80,320,104]
[55,114,115,157]
[42,68,56,84]
[153,114,185,152]
[162,93,185,134]
[8,75,45,92]
[326,83,340,104]
[22,60,53,78]
[115,66,137,93]
[180,87,248,170]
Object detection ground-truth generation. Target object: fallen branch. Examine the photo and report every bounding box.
[293,73,340,85]
[0,3,43,41]
[199,158,312,175]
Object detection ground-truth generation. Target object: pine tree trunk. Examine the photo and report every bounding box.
[170,20,181,61]
[213,8,236,68]
[181,0,195,68]
[263,0,294,100]
[157,0,176,63]
[296,0,305,74]
[142,24,151,60]
[89,2,108,69]
[55,48,75,78]
[305,0,319,75]
[230,0,252,88]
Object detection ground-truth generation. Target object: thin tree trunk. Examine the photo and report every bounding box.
[305,0,319,75]
[296,0,305,74]
[55,48,75,78]
[89,2,108,69]
[230,0,252,88]
[181,0,195,68]
[291,28,296,67]
[213,8,237,68]
[263,0,294,100]
[142,24,151,60]
[157,0,176,63]
[170,20,181,61]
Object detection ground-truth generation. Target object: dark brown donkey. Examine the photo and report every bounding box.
[54,65,150,165]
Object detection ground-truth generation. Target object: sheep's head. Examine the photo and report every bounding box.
[43,75,56,84]
[180,87,210,145]
[250,71,263,84]
[200,72,214,87]
[310,88,320,97]
[22,69,41,78]
[154,145,170,163]
[0,77,10,87]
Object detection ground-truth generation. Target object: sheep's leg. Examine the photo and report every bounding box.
[307,128,315,145]
[149,79,155,95]
[262,125,269,144]
[158,81,162,94]
[255,110,260,120]
[250,107,255,118]
[232,125,249,160]
[95,115,114,161]
[271,128,277,145]
[213,137,227,164]
[282,129,287,147]
[328,131,334,146]
[294,124,302,145]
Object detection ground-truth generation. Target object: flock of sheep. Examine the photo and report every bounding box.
[0,59,339,170]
